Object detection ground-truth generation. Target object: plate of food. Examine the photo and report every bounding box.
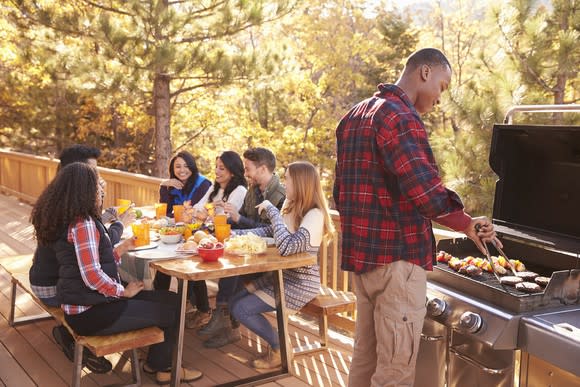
[134,250,177,259]
[225,233,267,255]
[128,242,159,252]
[175,241,199,254]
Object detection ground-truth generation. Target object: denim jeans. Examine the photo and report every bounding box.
[229,289,278,349]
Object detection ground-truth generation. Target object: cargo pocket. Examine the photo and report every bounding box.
[381,308,425,366]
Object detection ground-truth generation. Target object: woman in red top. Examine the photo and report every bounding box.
[31,162,202,385]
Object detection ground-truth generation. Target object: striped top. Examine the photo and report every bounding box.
[240,201,323,311]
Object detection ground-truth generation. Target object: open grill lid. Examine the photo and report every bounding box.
[489,124,580,253]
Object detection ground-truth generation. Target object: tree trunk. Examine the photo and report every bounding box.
[153,72,172,178]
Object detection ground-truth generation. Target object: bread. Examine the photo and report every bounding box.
[193,230,208,243]
[515,281,542,293]
[499,276,523,286]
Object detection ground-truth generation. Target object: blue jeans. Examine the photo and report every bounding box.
[229,289,278,349]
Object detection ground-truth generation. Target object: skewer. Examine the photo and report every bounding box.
[491,240,519,276]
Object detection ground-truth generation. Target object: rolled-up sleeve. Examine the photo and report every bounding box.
[69,219,124,298]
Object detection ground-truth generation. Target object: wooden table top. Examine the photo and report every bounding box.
[150,247,317,281]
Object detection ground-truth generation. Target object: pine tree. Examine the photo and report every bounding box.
[7,0,294,176]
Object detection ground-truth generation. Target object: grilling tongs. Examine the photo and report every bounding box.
[475,225,515,293]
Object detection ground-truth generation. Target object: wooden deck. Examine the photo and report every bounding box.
[0,193,353,386]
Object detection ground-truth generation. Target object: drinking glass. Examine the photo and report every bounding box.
[173,205,185,223]
[215,224,231,242]
[155,203,168,218]
[117,199,132,215]
[131,222,150,247]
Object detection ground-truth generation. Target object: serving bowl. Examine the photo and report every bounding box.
[159,233,182,244]
[198,247,224,262]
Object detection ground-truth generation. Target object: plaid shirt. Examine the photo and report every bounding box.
[333,84,470,274]
[62,218,124,315]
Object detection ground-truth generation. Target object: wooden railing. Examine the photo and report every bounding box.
[0,149,460,335]
[0,149,163,208]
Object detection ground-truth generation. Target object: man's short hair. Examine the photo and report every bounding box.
[243,147,276,173]
[405,48,451,71]
[58,144,101,170]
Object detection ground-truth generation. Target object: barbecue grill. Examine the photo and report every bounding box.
[414,105,580,387]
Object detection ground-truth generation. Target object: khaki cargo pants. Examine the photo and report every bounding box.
[348,260,427,387]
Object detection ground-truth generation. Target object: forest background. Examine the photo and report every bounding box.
[0,0,578,216]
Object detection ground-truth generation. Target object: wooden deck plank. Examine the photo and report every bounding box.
[0,341,36,387]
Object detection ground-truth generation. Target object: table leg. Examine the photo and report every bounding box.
[273,269,292,373]
[215,269,291,387]
[170,278,188,387]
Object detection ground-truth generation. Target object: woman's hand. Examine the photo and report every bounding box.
[161,178,183,189]
[123,281,144,298]
[223,202,241,222]
[255,200,273,215]
[114,237,136,256]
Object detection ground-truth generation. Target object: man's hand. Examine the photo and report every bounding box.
[463,216,503,255]
[123,281,144,298]
[118,208,136,227]
[223,202,240,222]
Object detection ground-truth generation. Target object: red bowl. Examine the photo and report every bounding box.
[197,247,224,262]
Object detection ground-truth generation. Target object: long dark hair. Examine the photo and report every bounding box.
[209,151,247,203]
[31,162,101,246]
[168,151,201,195]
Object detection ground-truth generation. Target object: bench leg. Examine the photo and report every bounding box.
[130,348,142,386]
[8,277,52,327]
[72,342,84,387]
[293,312,330,356]
[318,313,329,348]
[8,277,17,327]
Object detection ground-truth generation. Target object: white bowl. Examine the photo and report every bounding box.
[159,233,182,244]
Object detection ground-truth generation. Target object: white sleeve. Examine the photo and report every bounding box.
[193,186,213,210]
[227,186,248,211]
[298,208,324,247]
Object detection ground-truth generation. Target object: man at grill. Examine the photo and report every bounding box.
[333,48,502,387]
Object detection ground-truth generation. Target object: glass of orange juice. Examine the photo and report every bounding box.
[215,224,231,242]
[131,222,150,247]
[214,214,228,225]
[155,203,168,218]
[117,199,132,215]
[173,204,185,223]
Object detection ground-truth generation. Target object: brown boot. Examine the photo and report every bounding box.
[251,347,281,369]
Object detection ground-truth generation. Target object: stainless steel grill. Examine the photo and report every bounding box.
[414,106,580,387]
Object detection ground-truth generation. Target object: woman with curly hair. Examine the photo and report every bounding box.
[31,162,202,384]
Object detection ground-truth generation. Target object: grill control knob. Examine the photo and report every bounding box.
[458,312,483,333]
[426,298,447,317]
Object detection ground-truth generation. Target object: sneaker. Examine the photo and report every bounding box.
[251,347,281,369]
[155,366,203,385]
[185,310,211,330]
[197,305,229,336]
[203,327,241,349]
[52,325,112,374]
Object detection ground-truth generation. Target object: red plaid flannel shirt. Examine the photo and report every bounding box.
[333,84,471,274]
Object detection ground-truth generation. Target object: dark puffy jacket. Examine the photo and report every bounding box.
[55,218,120,306]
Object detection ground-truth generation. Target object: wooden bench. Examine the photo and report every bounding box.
[294,287,356,355]
[9,273,164,387]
